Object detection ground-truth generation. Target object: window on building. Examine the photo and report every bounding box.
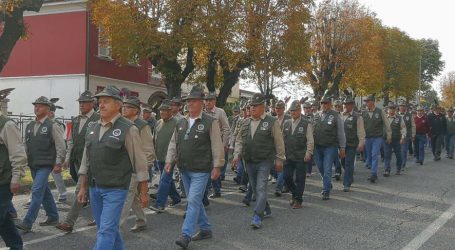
[98,26,112,59]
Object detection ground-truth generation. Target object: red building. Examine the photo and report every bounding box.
[0,0,167,117]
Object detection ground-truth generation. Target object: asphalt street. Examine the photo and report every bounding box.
[2,151,455,250]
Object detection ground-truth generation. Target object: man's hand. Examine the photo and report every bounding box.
[275,160,283,172]
[211,167,221,181]
[400,138,405,144]
[10,182,20,194]
[77,175,88,204]
[357,144,364,152]
[164,163,172,174]
[339,149,346,159]
[53,164,62,174]
[62,161,69,170]
[231,158,239,169]
[387,138,392,144]
[304,155,312,163]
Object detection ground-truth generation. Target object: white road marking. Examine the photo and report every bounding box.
[402,203,455,250]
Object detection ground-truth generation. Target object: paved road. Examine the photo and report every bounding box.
[2,152,455,250]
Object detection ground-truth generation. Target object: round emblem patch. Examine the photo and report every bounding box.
[88,121,95,127]
[375,113,379,119]
[197,124,205,130]
[112,129,121,137]
[395,118,400,123]
[41,127,48,133]
[298,127,304,132]
[262,122,269,127]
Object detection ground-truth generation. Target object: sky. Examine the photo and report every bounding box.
[357,0,454,90]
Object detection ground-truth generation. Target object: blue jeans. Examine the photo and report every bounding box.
[270,165,284,192]
[384,139,402,172]
[365,137,384,176]
[90,187,128,250]
[401,137,411,168]
[0,184,23,249]
[155,161,181,207]
[283,160,307,202]
[212,153,229,194]
[246,161,273,218]
[342,146,356,187]
[23,167,59,227]
[236,160,244,179]
[333,153,342,174]
[446,134,455,157]
[180,170,211,237]
[414,134,427,163]
[314,145,337,194]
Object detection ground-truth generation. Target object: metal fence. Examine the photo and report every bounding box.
[9,114,71,140]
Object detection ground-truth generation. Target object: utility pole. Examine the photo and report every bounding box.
[417,50,422,105]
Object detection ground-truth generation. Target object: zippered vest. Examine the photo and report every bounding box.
[25,118,56,167]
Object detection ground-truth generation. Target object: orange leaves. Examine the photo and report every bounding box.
[440,72,455,108]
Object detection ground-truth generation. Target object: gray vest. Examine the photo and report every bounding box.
[0,116,12,185]
[25,118,56,168]
[87,116,133,189]
[400,112,412,138]
[344,112,359,147]
[241,115,276,163]
[362,108,384,138]
[70,112,100,167]
[314,110,339,147]
[283,117,308,161]
[176,113,214,173]
[389,116,402,141]
[134,118,148,133]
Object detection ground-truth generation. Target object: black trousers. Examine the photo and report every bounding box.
[0,183,23,250]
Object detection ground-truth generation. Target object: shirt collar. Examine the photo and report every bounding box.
[206,107,216,113]
[185,111,203,121]
[388,114,396,118]
[100,113,122,127]
[36,116,48,124]
[292,116,301,123]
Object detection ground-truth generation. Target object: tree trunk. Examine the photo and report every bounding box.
[0,0,44,72]
[206,51,217,92]
[217,68,240,108]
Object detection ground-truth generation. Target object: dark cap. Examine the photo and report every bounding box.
[250,93,266,106]
[333,100,342,106]
[94,85,122,101]
[158,99,172,110]
[77,90,95,102]
[364,94,375,102]
[171,97,182,105]
[184,85,205,100]
[303,102,312,108]
[289,100,301,111]
[232,105,240,112]
[343,97,355,104]
[49,103,63,112]
[387,103,397,109]
[32,96,52,106]
[312,102,320,107]
[123,96,141,109]
[275,100,285,109]
[205,92,217,100]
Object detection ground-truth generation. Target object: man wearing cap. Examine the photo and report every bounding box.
[313,94,346,200]
[120,96,155,232]
[149,100,181,212]
[16,96,66,232]
[398,101,416,170]
[76,86,149,250]
[282,100,314,209]
[303,102,315,177]
[45,101,68,203]
[204,92,230,199]
[171,97,185,120]
[271,100,290,196]
[341,97,365,192]
[384,104,406,176]
[165,85,224,248]
[427,105,447,161]
[233,93,285,228]
[362,95,392,183]
[0,95,26,249]
[228,105,241,184]
[312,102,320,114]
[229,105,240,130]
[332,99,344,181]
[446,108,455,159]
[142,106,157,131]
[414,106,430,165]
[56,91,100,233]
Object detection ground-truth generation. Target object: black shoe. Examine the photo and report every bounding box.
[149,204,165,213]
[383,171,390,177]
[168,200,181,208]
[420,161,423,165]
[39,218,59,226]
[180,192,187,199]
[343,186,350,192]
[368,175,377,183]
[239,185,247,193]
[203,199,210,207]
[233,177,241,184]
[252,196,256,202]
[282,187,290,193]
[395,170,401,175]
[274,191,282,197]
[149,193,157,199]
[16,222,32,232]
[335,173,341,181]
[242,198,250,207]
[434,156,441,161]
[322,193,330,200]
[8,212,18,219]
[209,193,221,199]
[175,234,191,249]
[192,230,213,241]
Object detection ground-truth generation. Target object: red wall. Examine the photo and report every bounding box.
[88,23,150,84]
[1,12,87,77]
